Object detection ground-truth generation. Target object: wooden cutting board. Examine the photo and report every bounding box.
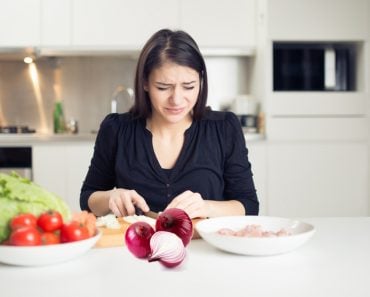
[95,218,130,248]
[95,218,203,248]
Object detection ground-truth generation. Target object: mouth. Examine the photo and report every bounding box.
[165,107,185,115]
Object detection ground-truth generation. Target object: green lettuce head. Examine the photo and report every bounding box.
[0,172,71,243]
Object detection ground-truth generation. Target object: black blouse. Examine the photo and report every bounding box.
[80,110,259,215]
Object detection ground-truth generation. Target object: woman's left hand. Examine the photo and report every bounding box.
[165,190,209,219]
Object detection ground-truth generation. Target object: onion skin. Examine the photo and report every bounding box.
[155,208,193,246]
[125,222,155,259]
[148,231,186,268]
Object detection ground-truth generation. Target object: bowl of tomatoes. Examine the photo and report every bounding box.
[0,211,101,266]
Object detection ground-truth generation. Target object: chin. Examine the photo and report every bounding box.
[162,110,190,123]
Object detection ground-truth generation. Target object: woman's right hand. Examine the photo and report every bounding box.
[108,188,149,217]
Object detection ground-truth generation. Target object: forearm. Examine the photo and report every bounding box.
[88,190,113,216]
[205,200,246,217]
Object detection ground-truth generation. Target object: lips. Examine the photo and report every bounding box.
[165,107,185,115]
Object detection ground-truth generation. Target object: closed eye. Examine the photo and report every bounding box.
[156,86,169,91]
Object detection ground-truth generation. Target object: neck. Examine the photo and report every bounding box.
[147,115,192,137]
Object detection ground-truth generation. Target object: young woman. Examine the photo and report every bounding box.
[80,29,259,219]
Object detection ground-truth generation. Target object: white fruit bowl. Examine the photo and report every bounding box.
[0,231,101,266]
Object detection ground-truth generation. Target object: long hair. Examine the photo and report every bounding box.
[130,29,208,120]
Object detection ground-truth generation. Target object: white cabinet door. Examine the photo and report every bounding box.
[41,0,71,46]
[72,0,179,47]
[33,145,67,200]
[33,143,94,212]
[180,0,256,48]
[267,0,368,40]
[65,144,94,211]
[247,141,267,215]
[0,0,41,46]
[267,142,368,217]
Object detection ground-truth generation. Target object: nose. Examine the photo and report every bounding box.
[169,86,183,105]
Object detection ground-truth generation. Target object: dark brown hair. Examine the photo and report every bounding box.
[130,29,208,120]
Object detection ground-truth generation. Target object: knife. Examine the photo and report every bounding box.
[135,206,159,219]
[143,211,159,219]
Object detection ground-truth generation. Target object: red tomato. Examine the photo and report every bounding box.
[41,232,61,245]
[37,211,63,232]
[10,213,37,230]
[60,222,90,243]
[9,227,41,246]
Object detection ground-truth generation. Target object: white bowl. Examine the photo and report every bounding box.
[0,231,101,266]
[195,216,315,256]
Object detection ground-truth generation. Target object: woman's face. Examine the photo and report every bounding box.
[145,62,200,124]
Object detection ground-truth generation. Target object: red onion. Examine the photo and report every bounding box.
[125,222,155,258]
[148,231,186,268]
[155,208,193,246]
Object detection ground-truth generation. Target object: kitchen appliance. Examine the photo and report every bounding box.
[0,147,32,180]
[230,95,260,133]
[110,85,134,114]
[0,126,36,134]
[273,42,356,91]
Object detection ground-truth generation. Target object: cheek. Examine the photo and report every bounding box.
[148,90,166,106]
[190,88,200,102]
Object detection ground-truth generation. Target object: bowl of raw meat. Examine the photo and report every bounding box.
[195,216,315,256]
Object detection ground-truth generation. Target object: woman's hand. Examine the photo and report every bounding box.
[166,190,210,219]
[108,188,149,217]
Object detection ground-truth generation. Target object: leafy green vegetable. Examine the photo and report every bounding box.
[0,172,71,243]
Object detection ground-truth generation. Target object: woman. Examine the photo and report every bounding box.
[80,29,259,219]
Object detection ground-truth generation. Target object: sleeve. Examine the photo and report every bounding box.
[223,112,259,215]
[80,114,120,211]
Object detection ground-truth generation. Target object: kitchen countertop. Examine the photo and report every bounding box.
[1,217,369,297]
[0,133,97,145]
[0,132,265,145]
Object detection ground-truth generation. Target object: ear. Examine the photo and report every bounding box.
[143,81,149,92]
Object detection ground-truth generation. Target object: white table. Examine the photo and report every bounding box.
[1,217,369,297]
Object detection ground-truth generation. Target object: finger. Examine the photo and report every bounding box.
[121,192,136,216]
[131,191,150,212]
[109,190,126,217]
[109,199,123,217]
[184,203,203,219]
[168,190,193,209]
[115,196,128,217]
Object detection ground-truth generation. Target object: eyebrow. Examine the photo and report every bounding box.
[155,81,197,86]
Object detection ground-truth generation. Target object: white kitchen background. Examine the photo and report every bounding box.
[0,0,369,218]
[0,56,251,134]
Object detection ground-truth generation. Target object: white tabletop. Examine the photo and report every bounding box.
[1,217,369,297]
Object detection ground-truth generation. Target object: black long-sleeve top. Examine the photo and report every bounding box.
[80,110,259,215]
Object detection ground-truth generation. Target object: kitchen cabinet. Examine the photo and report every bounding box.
[0,0,41,46]
[267,0,368,40]
[71,0,179,48]
[40,0,71,46]
[247,141,267,215]
[180,0,256,48]
[46,0,256,52]
[267,141,368,217]
[33,142,94,211]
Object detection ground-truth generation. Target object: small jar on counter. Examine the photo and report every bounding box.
[66,118,79,134]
